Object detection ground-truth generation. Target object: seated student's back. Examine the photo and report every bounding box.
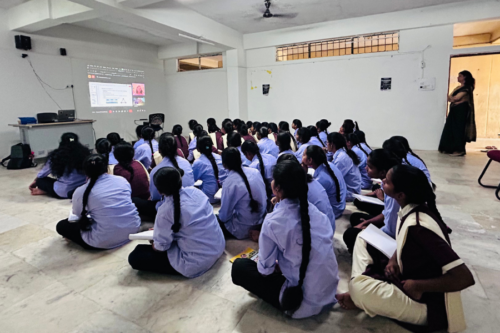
[134,127,156,169]
[113,143,150,200]
[257,127,279,158]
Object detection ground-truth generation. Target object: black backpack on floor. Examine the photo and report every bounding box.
[1,143,37,169]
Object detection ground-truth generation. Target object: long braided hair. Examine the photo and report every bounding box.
[296,127,311,144]
[106,132,122,147]
[114,143,135,180]
[307,125,325,147]
[279,121,298,148]
[222,147,259,212]
[141,126,156,168]
[327,132,360,166]
[158,133,180,169]
[172,125,184,148]
[95,138,112,165]
[277,132,292,153]
[79,154,107,231]
[273,160,311,313]
[305,145,341,202]
[346,133,369,156]
[154,167,184,233]
[356,130,372,150]
[382,137,410,165]
[197,136,219,182]
[241,141,271,200]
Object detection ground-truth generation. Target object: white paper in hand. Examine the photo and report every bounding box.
[214,188,223,200]
[307,168,315,176]
[129,230,154,241]
[194,180,203,187]
[68,209,79,222]
[359,224,397,258]
[352,194,384,206]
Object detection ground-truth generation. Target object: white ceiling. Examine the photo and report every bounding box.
[173,0,479,34]
[454,19,500,37]
[0,0,27,9]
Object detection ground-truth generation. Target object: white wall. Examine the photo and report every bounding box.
[0,13,166,157]
[163,58,229,132]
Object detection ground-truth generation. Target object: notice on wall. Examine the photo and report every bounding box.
[263,84,270,96]
[380,78,392,91]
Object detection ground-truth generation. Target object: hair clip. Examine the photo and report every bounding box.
[69,138,74,142]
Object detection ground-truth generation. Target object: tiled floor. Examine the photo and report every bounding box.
[1,149,499,333]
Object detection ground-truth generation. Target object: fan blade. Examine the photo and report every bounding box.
[271,13,298,19]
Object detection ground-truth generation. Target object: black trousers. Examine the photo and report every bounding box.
[231,258,286,310]
[215,214,236,239]
[353,199,384,216]
[56,219,104,250]
[343,213,374,253]
[132,197,159,220]
[36,177,76,199]
[128,244,180,275]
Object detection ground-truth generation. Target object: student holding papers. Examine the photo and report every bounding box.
[337,165,474,333]
[343,149,400,253]
[128,167,225,277]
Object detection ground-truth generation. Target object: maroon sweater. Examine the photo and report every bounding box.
[113,161,150,199]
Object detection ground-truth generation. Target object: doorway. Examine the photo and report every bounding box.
[448,54,500,141]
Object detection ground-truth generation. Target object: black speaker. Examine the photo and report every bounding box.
[15,35,31,51]
[36,113,58,124]
[60,48,67,56]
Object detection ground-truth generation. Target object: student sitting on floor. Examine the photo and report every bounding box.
[252,121,262,142]
[239,124,256,143]
[292,119,302,139]
[134,125,159,152]
[106,132,123,164]
[241,140,277,194]
[232,160,339,319]
[268,123,279,142]
[187,124,204,162]
[277,132,295,156]
[317,119,331,144]
[344,149,400,253]
[217,148,267,239]
[346,133,372,190]
[327,132,362,201]
[134,133,194,219]
[294,127,312,161]
[128,167,225,277]
[172,124,189,158]
[278,121,298,152]
[339,119,359,136]
[302,145,347,220]
[56,154,141,250]
[356,130,372,155]
[257,127,279,158]
[193,136,227,203]
[222,121,234,149]
[187,119,198,143]
[95,138,112,163]
[337,165,474,333]
[113,142,150,200]
[134,126,156,170]
[227,132,251,166]
[29,133,89,199]
[307,125,327,148]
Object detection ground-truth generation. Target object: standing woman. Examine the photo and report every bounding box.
[172,125,189,158]
[337,165,474,332]
[128,167,225,277]
[134,126,155,169]
[113,142,150,200]
[193,136,227,203]
[439,70,476,156]
[257,127,279,158]
[346,133,372,190]
[56,154,141,250]
[29,133,89,199]
[232,160,339,319]
[217,148,267,239]
[302,145,346,220]
[327,132,362,201]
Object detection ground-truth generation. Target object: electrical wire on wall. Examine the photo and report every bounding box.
[26,57,74,110]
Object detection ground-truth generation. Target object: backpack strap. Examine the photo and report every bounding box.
[0,156,11,167]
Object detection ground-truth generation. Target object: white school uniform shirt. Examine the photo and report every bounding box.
[72,174,141,249]
[307,179,336,233]
[192,153,227,203]
[360,143,372,155]
[258,198,339,319]
[257,137,279,158]
[332,148,362,200]
[352,146,372,189]
[37,160,87,198]
[309,136,325,148]
[134,139,158,153]
[294,142,311,161]
[134,143,152,169]
[279,149,294,157]
[218,168,267,239]
[247,153,277,185]
[153,187,225,278]
[313,163,347,219]
[150,156,195,204]
[405,153,432,183]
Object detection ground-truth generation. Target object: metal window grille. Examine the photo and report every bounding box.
[178,53,223,72]
[276,32,399,62]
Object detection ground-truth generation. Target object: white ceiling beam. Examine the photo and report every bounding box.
[116,0,164,9]
[69,0,243,49]
[8,0,100,33]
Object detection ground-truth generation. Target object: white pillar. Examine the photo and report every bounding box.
[226,49,247,120]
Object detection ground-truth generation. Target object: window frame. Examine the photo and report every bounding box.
[177,53,224,72]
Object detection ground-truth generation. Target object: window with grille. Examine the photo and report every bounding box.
[276,32,399,62]
[178,54,223,72]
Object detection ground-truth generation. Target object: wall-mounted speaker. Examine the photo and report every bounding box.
[60,48,67,56]
[15,35,31,51]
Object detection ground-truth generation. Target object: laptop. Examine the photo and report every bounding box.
[58,110,75,122]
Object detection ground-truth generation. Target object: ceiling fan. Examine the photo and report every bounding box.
[258,0,298,19]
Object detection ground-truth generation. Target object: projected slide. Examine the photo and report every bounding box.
[87,65,147,114]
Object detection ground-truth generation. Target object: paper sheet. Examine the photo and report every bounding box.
[129,230,154,241]
[214,188,223,200]
[359,224,397,258]
[352,194,384,206]
[194,180,203,187]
